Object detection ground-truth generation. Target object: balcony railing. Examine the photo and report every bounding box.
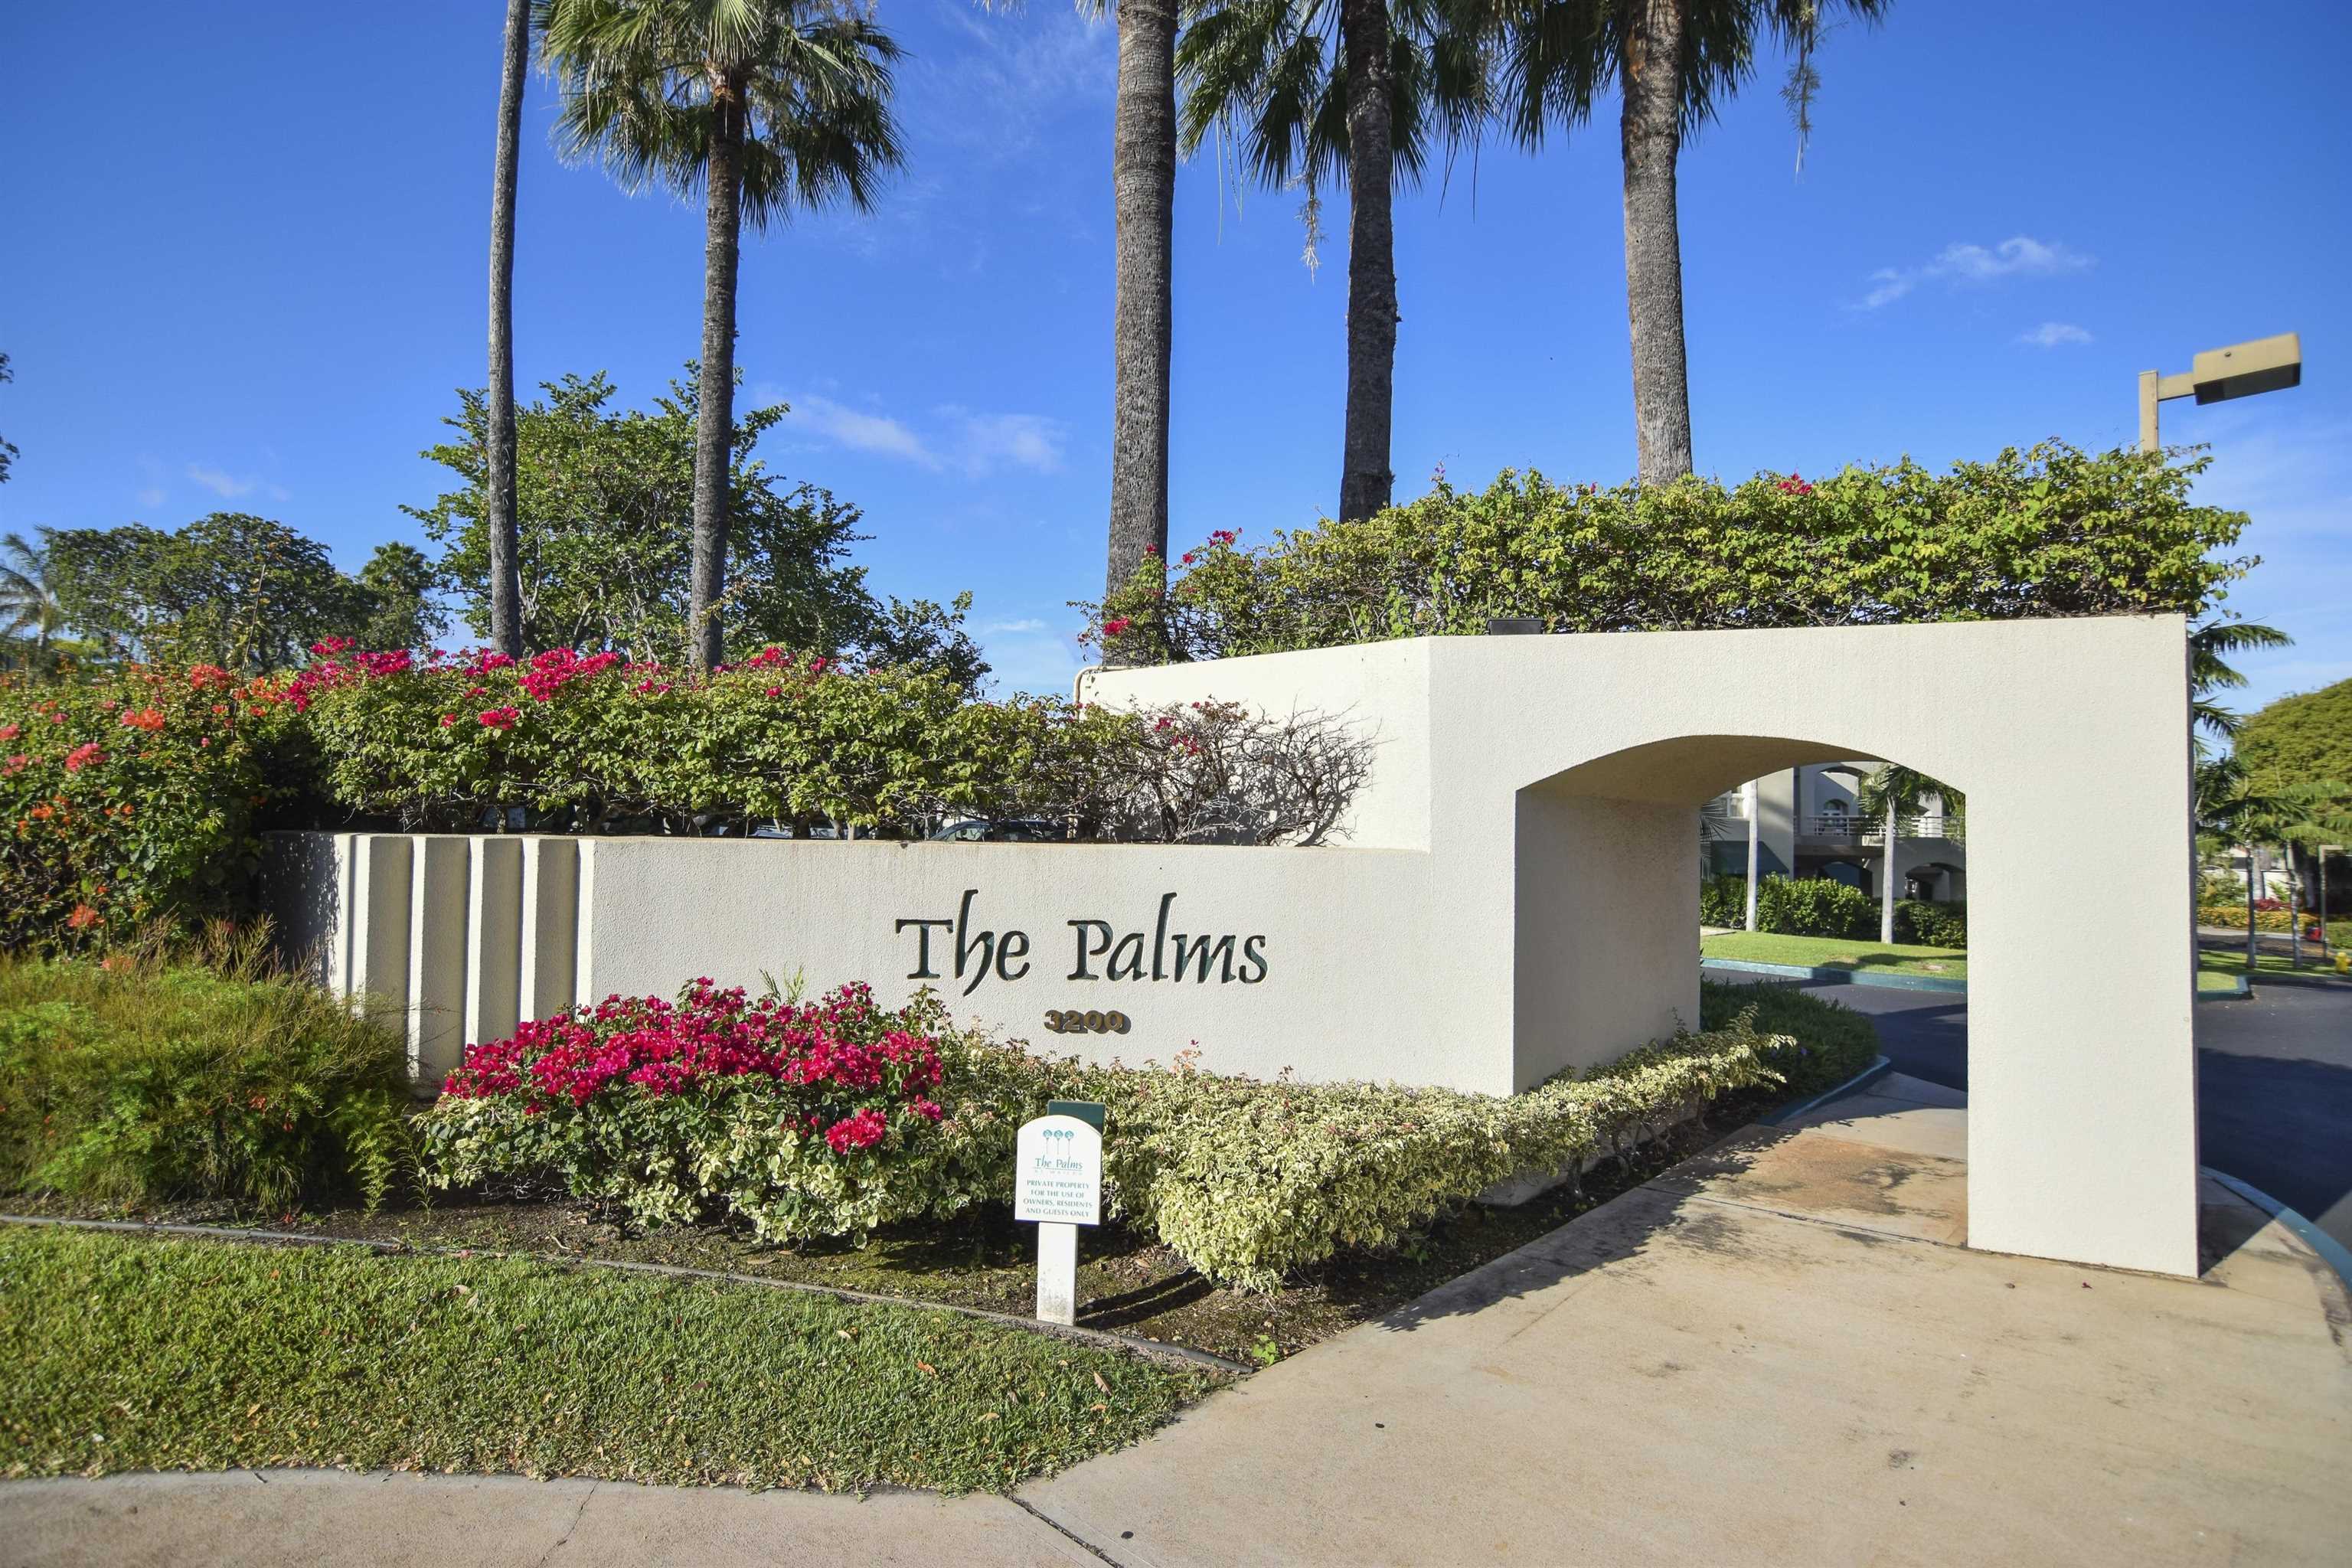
[1804,813,1954,841]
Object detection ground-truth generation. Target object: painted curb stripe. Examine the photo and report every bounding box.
[1759,1057,1897,1127]
[2200,1168,2352,1297]
[1701,957,1968,993]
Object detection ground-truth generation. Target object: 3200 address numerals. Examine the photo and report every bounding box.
[1042,1009,1130,1035]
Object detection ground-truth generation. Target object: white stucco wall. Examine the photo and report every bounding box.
[265,613,2199,1276]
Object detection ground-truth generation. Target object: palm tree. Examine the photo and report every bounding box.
[1178,0,1487,521]
[0,530,67,675]
[486,0,533,659]
[1855,762,1960,945]
[540,0,905,672]
[1493,0,1888,483]
[2189,615,2292,743]
[1109,0,1179,600]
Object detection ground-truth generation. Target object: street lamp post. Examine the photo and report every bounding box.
[2138,332,2303,452]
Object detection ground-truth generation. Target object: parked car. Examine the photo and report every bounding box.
[928,818,1073,843]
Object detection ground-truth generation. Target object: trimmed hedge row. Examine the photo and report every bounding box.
[422,978,1875,1292]
[1700,874,1968,949]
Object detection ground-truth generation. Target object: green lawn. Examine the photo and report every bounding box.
[2197,949,2350,988]
[1701,931,1968,979]
[0,1227,1218,1492]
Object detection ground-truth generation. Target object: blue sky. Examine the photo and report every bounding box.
[2,1,2345,710]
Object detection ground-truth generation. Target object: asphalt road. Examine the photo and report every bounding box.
[1716,973,2352,1252]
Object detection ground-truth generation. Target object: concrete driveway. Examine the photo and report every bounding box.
[1712,971,2352,1251]
[7,1076,2347,1567]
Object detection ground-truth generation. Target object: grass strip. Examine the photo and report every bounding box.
[0,1226,1218,1493]
[1700,931,1969,978]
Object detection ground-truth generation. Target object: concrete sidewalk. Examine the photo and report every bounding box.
[6,1075,2347,1567]
[1024,1073,2352,1567]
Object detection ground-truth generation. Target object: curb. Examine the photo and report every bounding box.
[1700,958,1968,994]
[2200,1168,2352,1297]
[2198,972,2252,1001]
[1759,1056,1896,1127]
[0,1213,1252,1377]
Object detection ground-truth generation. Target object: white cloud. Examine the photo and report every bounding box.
[2017,322,2093,348]
[134,485,166,509]
[941,408,1067,476]
[186,465,288,501]
[776,395,939,469]
[1856,235,2095,311]
[766,389,1066,477]
[984,617,1047,635]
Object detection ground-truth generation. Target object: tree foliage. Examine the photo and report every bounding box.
[42,514,394,673]
[1085,443,2255,663]
[406,371,984,690]
[2236,678,2352,823]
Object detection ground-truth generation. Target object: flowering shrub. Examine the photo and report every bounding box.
[0,665,305,952]
[420,981,990,1242]
[292,638,1374,843]
[1083,443,2252,664]
[422,977,1864,1290]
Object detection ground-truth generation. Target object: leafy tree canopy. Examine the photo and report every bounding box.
[2236,678,2352,819]
[44,514,415,673]
[405,370,985,691]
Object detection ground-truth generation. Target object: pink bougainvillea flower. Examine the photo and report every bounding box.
[478,707,521,731]
[63,742,104,773]
[439,713,457,727]
[118,707,166,732]
[0,724,18,742]
[1102,618,1131,638]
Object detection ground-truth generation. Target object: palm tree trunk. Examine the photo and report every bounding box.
[691,79,748,674]
[485,0,531,660]
[1880,803,1896,945]
[1337,0,1396,522]
[1619,0,1695,486]
[1743,778,1759,932]
[1106,0,1177,606]
[2245,843,2259,971]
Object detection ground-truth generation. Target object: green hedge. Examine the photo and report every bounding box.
[1090,443,2251,664]
[1700,875,1967,949]
[0,939,414,1214]
[1698,980,1877,1093]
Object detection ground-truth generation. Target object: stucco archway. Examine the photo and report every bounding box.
[1086,614,2200,1276]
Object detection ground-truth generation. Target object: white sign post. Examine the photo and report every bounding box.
[1014,1105,1103,1326]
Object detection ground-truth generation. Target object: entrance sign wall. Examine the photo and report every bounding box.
[264,613,2198,1277]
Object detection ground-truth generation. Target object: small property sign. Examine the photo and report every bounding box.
[1014,1109,1103,1227]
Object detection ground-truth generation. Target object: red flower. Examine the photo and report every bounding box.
[478,706,521,731]
[1102,618,1132,638]
[64,742,104,773]
[119,707,166,732]
[825,1109,889,1153]
[439,713,457,727]
[0,724,17,742]
[67,903,102,930]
